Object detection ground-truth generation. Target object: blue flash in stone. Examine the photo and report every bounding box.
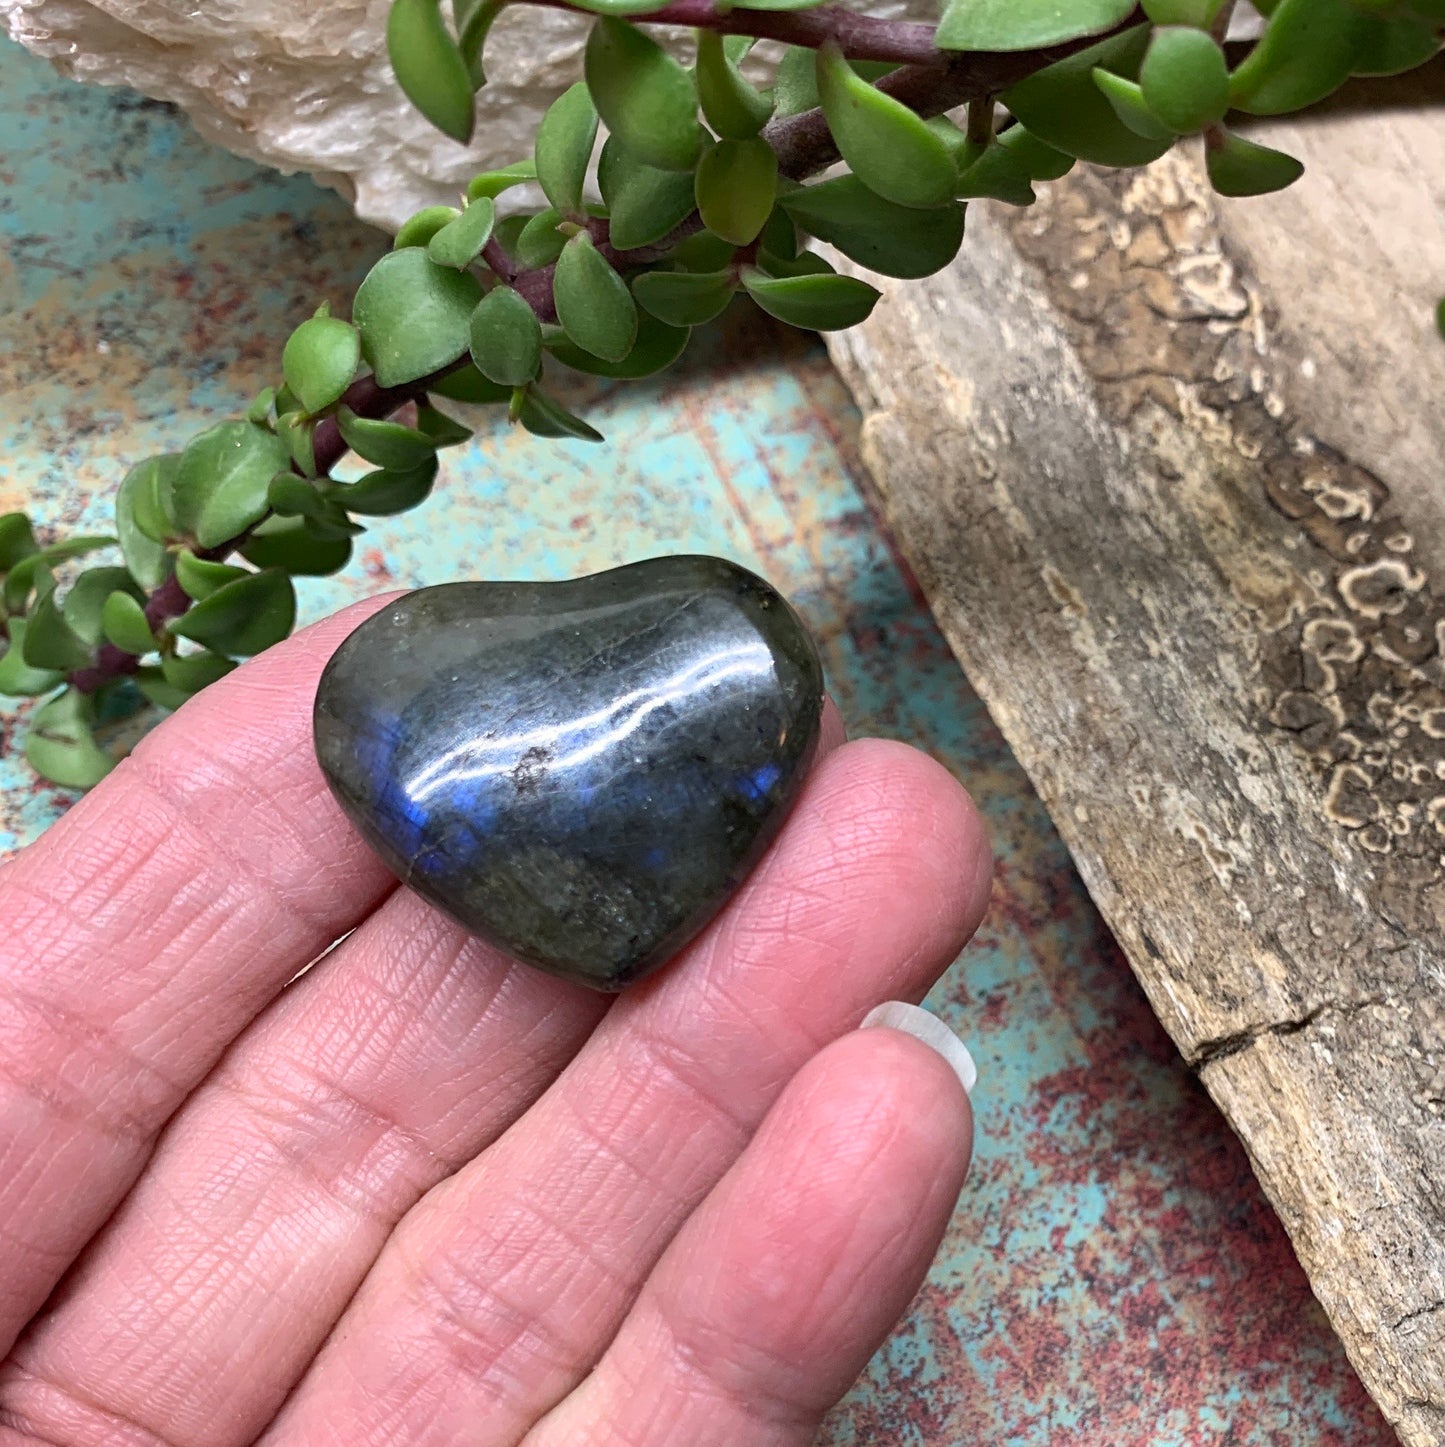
[313,555,825,991]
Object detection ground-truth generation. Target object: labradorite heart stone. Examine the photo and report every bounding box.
[314,556,825,991]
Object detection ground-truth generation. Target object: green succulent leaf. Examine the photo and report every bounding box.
[427,197,497,271]
[1228,0,1371,113]
[1002,26,1174,167]
[3,556,55,617]
[756,248,834,278]
[134,666,193,712]
[816,46,957,210]
[694,137,778,246]
[171,568,296,657]
[1142,0,1222,22]
[162,650,238,693]
[281,314,361,415]
[467,160,538,202]
[1205,128,1305,195]
[277,410,319,478]
[996,123,1077,179]
[267,472,327,518]
[101,591,157,656]
[0,514,37,573]
[1092,68,1176,139]
[632,268,737,327]
[336,406,437,469]
[115,457,176,589]
[328,457,439,515]
[469,286,545,386]
[353,247,485,388]
[514,209,570,269]
[240,516,354,576]
[781,175,966,280]
[1139,26,1229,132]
[553,233,639,363]
[515,386,605,442]
[246,386,277,425]
[429,363,514,403]
[671,231,737,272]
[937,0,1136,51]
[415,403,474,447]
[175,549,250,601]
[779,49,897,113]
[170,421,290,551]
[955,142,1040,204]
[741,267,880,331]
[696,30,774,139]
[62,567,145,647]
[25,688,114,790]
[597,137,700,251]
[0,618,64,696]
[536,83,599,215]
[585,17,705,172]
[22,589,92,671]
[456,0,505,85]
[386,0,475,143]
[1351,13,1441,73]
[546,308,691,377]
[395,205,463,250]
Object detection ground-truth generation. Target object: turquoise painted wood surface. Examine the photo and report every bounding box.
[0,39,1395,1444]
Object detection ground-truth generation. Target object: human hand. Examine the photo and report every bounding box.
[0,596,991,1447]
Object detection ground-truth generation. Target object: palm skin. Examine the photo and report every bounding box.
[0,596,989,1447]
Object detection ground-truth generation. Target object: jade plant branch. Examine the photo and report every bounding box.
[64,3,1138,698]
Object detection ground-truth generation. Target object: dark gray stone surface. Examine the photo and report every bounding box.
[314,555,825,990]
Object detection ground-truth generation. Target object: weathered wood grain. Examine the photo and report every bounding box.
[824,88,1445,1446]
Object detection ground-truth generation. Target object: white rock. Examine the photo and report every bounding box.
[3,0,932,232]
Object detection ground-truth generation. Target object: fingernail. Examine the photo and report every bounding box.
[859,1001,977,1096]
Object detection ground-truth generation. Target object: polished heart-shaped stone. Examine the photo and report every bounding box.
[314,555,825,991]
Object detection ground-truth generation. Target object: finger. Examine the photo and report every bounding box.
[526,1025,974,1447]
[268,739,990,1447]
[0,598,398,1354]
[2,706,851,1446]
[0,899,608,1447]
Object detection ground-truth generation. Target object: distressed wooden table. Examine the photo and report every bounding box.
[0,37,1399,1444]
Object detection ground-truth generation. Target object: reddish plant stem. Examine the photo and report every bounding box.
[529,0,947,65]
[67,19,1133,695]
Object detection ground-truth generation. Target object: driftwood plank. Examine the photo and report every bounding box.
[825,83,1445,1447]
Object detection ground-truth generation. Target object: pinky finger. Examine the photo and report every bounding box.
[522,1020,975,1447]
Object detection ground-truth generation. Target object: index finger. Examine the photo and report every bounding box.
[0,597,398,1355]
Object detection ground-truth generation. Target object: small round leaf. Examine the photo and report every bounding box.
[386,0,475,143]
[240,517,353,576]
[695,138,778,246]
[696,30,774,139]
[395,205,462,250]
[554,233,639,363]
[336,406,437,469]
[536,83,599,216]
[741,268,880,331]
[0,619,64,697]
[1139,27,1229,133]
[1205,128,1305,196]
[632,268,736,327]
[171,421,291,551]
[469,287,544,386]
[353,247,485,388]
[25,689,113,789]
[427,197,497,271]
[170,569,297,657]
[816,46,957,210]
[937,0,1136,51]
[585,17,704,173]
[598,137,699,251]
[101,591,157,656]
[281,314,361,415]
[175,549,251,601]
